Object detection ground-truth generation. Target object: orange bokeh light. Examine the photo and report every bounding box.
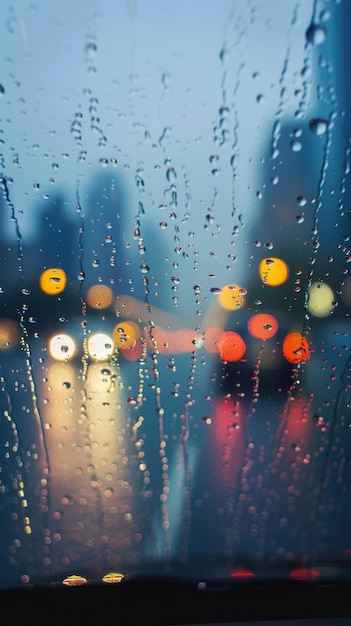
[247,313,278,340]
[112,320,141,349]
[0,318,21,351]
[87,284,113,309]
[217,331,246,362]
[282,331,310,364]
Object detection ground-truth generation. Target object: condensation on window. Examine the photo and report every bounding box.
[0,0,351,587]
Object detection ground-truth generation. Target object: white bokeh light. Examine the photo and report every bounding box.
[87,332,115,361]
[49,333,76,361]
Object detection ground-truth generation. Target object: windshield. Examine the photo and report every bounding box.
[1,0,351,590]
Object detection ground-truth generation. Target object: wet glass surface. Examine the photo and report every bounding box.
[1,0,351,589]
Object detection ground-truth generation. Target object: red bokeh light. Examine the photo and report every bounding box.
[247,313,278,340]
[217,331,246,362]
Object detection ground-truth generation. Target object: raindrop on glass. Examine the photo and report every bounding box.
[308,118,328,135]
[297,196,307,207]
[166,168,177,182]
[85,42,98,58]
[290,140,302,152]
[306,23,327,45]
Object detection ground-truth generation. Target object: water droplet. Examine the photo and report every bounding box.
[308,118,328,135]
[230,154,239,168]
[306,23,327,45]
[162,72,171,89]
[290,140,302,152]
[297,196,307,207]
[166,167,177,182]
[85,42,98,58]
[0,85,5,97]
[219,105,230,118]
[320,9,331,22]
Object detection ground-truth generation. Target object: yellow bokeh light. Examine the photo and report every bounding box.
[259,257,289,286]
[112,320,141,349]
[307,281,335,317]
[87,284,113,309]
[62,575,87,587]
[102,572,124,584]
[39,268,67,295]
[218,284,246,310]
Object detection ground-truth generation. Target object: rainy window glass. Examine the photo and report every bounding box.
[1,0,351,589]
